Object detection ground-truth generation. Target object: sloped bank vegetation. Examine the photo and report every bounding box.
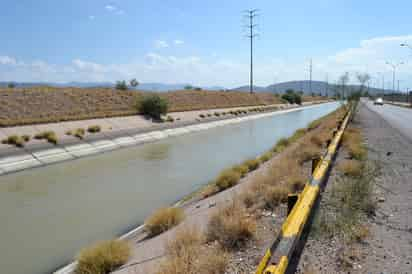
[0,87,324,126]
[73,103,347,274]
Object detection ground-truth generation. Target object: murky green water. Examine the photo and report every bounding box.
[0,102,339,274]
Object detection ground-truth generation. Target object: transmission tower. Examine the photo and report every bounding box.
[243,9,259,94]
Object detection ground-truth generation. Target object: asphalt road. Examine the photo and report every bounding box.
[363,100,412,142]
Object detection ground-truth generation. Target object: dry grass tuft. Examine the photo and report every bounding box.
[34,131,58,144]
[262,184,290,210]
[75,239,131,274]
[207,202,256,249]
[145,207,184,237]
[87,125,101,133]
[295,143,321,164]
[2,135,26,147]
[158,226,228,274]
[286,173,307,192]
[214,169,241,191]
[338,160,363,177]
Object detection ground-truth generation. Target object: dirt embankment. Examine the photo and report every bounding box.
[0,87,323,126]
[296,104,412,273]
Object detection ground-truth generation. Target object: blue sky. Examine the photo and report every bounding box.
[1,0,412,89]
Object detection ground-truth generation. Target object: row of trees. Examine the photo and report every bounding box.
[115,79,139,90]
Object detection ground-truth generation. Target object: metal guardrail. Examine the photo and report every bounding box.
[255,108,352,274]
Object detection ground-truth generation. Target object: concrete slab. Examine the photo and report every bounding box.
[133,134,155,144]
[64,143,100,157]
[0,154,42,173]
[36,153,74,164]
[90,140,119,152]
[113,137,138,147]
[147,131,167,140]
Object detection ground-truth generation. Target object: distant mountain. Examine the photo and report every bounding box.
[232,80,393,96]
[231,85,269,92]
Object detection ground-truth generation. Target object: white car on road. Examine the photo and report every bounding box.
[374,98,384,105]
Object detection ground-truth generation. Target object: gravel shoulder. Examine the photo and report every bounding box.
[296,103,412,273]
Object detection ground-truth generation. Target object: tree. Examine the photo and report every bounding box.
[115,80,128,91]
[184,85,193,90]
[130,79,139,88]
[194,87,202,91]
[139,95,168,120]
[281,90,302,105]
[356,73,370,94]
[7,82,15,89]
[339,72,350,99]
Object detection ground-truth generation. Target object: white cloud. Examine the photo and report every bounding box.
[0,56,17,66]
[154,40,169,49]
[105,4,124,15]
[1,34,412,89]
[105,5,116,11]
[174,40,184,45]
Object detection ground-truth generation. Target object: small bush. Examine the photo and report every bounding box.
[232,164,249,178]
[74,128,85,139]
[338,160,363,177]
[201,184,220,199]
[158,227,228,274]
[243,159,260,171]
[22,135,31,142]
[214,112,220,117]
[273,138,290,152]
[145,207,184,237]
[207,202,256,249]
[139,95,168,120]
[87,125,101,133]
[207,113,212,117]
[286,173,306,192]
[35,131,58,144]
[166,116,175,122]
[262,184,290,210]
[296,144,321,164]
[215,170,241,191]
[348,143,367,160]
[75,240,131,274]
[199,114,206,118]
[259,151,273,163]
[2,135,25,147]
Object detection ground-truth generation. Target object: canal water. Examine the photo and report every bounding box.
[0,102,339,274]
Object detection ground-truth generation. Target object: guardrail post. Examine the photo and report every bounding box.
[287,194,299,215]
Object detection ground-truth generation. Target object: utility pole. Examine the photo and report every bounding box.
[309,58,313,95]
[244,9,259,94]
[325,73,329,97]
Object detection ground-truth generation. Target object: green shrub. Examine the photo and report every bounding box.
[115,80,128,91]
[76,240,131,274]
[87,125,101,133]
[22,135,31,142]
[215,170,241,191]
[139,95,168,120]
[199,114,206,118]
[214,112,220,117]
[232,164,249,178]
[243,159,260,171]
[259,152,273,163]
[166,116,175,122]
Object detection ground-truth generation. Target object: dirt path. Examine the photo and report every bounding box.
[296,104,412,273]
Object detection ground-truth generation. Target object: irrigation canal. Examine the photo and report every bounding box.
[0,102,340,274]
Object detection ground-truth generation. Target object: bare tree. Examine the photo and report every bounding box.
[339,72,350,99]
[356,73,371,94]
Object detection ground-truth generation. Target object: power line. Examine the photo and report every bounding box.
[243,9,259,94]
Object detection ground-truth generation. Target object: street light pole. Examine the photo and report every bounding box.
[386,61,403,101]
